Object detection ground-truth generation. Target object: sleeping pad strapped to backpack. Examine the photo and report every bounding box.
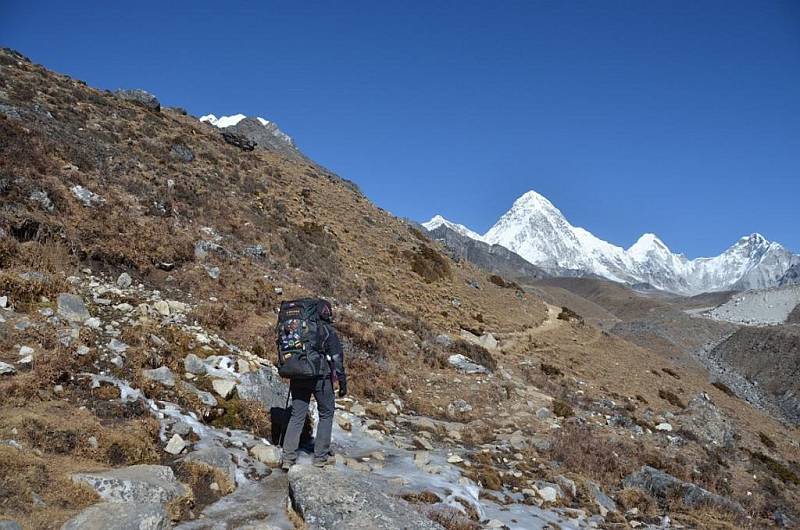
[276,299,329,379]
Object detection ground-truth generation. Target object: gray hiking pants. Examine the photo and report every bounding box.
[282,377,335,463]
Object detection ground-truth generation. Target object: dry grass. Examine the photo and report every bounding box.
[658,388,686,409]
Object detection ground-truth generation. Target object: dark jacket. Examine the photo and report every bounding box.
[321,323,346,383]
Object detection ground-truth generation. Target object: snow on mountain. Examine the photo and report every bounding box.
[200,113,295,148]
[423,215,486,242]
[426,190,799,295]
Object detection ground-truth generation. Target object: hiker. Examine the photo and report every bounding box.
[277,298,346,469]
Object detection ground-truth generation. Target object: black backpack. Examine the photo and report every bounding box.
[275,299,330,379]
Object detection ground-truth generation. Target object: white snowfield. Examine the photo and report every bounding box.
[704,284,800,325]
[426,190,799,295]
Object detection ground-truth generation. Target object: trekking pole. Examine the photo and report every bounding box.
[278,386,291,447]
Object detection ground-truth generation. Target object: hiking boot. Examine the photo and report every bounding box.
[313,456,333,468]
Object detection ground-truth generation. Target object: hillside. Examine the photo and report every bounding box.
[1,48,799,530]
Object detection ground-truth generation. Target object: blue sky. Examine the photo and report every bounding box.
[3,1,799,257]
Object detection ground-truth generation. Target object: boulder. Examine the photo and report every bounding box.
[116,272,132,289]
[0,361,16,375]
[62,502,168,530]
[447,399,473,416]
[623,466,743,513]
[222,131,256,151]
[182,446,236,488]
[212,378,236,399]
[447,354,488,374]
[250,443,282,467]
[680,394,735,448]
[288,465,443,529]
[237,367,289,411]
[587,480,617,516]
[165,434,187,455]
[180,381,217,407]
[70,185,105,207]
[478,333,498,350]
[115,89,160,111]
[184,354,206,375]
[57,293,90,323]
[142,367,176,387]
[0,520,22,530]
[72,465,188,504]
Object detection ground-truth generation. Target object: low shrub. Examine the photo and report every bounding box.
[711,381,736,398]
[658,389,686,408]
[404,244,451,283]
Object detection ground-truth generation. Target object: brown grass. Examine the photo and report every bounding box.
[404,245,451,283]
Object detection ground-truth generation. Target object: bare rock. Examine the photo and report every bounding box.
[72,465,188,504]
[61,502,168,530]
[623,466,742,513]
[57,293,91,323]
[288,465,443,529]
[115,89,160,111]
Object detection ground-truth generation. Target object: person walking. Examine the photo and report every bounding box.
[277,299,346,469]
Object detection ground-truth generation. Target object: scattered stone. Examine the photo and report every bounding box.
[556,475,577,497]
[447,454,464,464]
[0,296,7,308]
[509,430,527,451]
[537,485,559,503]
[288,466,442,529]
[117,272,132,289]
[243,245,265,258]
[655,422,673,432]
[109,338,129,354]
[206,266,220,280]
[184,353,206,375]
[72,465,187,503]
[76,345,91,356]
[84,317,102,329]
[413,436,434,451]
[58,293,91,322]
[153,301,170,316]
[212,379,236,399]
[0,362,17,375]
[181,382,217,407]
[62,502,169,530]
[87,436,98,449]
[536,407,552,419]
[165,434,187,455]
[237,368,289,411]
[39,307,54,317]
[17,355,32,366]
[19,346,34,357]
[623,466,743,513]
[250,443,282,467]
[447,399,473,416]
[70,185,105,207]
[142,366,176,387]
[434,334,453,348]
[385,403,398,415]
[115,89,160,111]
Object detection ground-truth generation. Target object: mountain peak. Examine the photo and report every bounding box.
[511,190,560,214]
[423,215,484,241]
[628,233,671,260]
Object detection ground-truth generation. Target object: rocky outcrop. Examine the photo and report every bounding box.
[71,464,189,505]
[623,466,743,514]
[288,465,444,529]
[222,131,256,151]
[680,394,735,448]
[426,223,548,283]
[61,502,169,530]
[57,293,91,323]
[114,89,160,111]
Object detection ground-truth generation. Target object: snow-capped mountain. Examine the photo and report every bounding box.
[425,190,799,295]
[423,215,486,242]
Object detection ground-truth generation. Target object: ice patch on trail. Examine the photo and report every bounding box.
[330,412,588,529]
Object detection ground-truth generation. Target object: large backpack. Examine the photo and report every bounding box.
[275,299,329,379]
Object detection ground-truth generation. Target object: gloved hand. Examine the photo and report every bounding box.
[338,380,347,398]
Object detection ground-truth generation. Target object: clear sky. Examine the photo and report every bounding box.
[3,1,799,257]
